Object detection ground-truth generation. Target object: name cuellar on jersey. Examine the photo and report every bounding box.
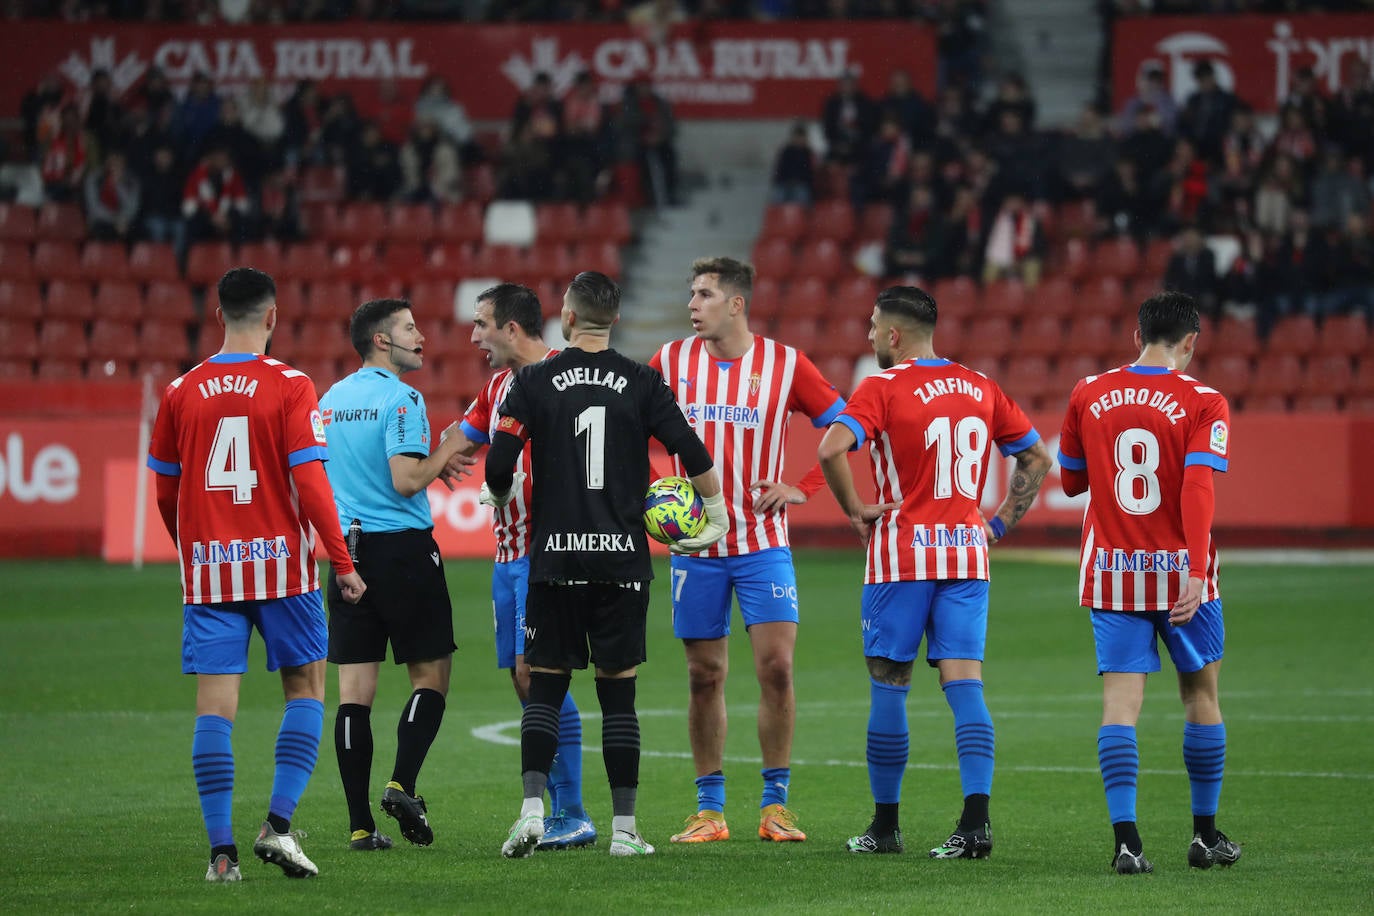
[834,358,1040,584]
[146,354,329,604]
[650,335,844,557]
[495,347,707,584]
[459,350,556,563]
[1058,365,1231,611]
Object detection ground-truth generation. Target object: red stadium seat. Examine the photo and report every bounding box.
[1029,276,1076,319]
[1002,356,1056,405]
[32,241,82,281]
[94,281,144,322]
[128,242,180,284]
[833,276,878,316]
[39,318,89,359]
[794,238,845,283]
[937,316,965,355]
[535,203,582,245]
[962,317,1015,361]
[422,242,476,280]
[36,203,85,242]
[572,241,622,279]
[750,277,781,320]
[472,243,524,279]
[464,162,499,205]
[583,203,632,246]
[0,318,39,359]
[759,204,807,243]
[1291,393,1340,412]
[0,241,33,281]
[36,357,86,379]
[88,318,141,362]
[329,202,387,245]
[282,242,333,283]
[185,243,235,287]
[1264,315,1319,357]
[0,357,33,378]
[298,165,346,203]
[386,204,437,244]
[0,279,42,320]
[409,279,456,323]
[1246,352,1302,399]
[1057,237,1090,283]
[1199,355,1253,399]
[785,278,831,321]
[856,203,894,244]
[237,241,285,278]
[1143,238,1174,277]
[330,243,382,283]
[79,242,130,283]
[1302,354,1354,398]
[138,320,192,363]
[437,202,485,246]
[1052,354,1106,392]
[1243,393,1289,413]
[814,355,856,393]
[45,279,95,320]
[808,200,855,242]
[981,280,1029,319]
[1054,200,1097,241]
[1077,276,1127,315]
[528,242,576,286]
[1065,314,1120,359]
[751,238,796,278]
[355,279,406,305]
[304,280,355,323]
[932,277,979,322]
[296,201,336,238]
[381,241,428,277]
[144,281,198,327]
[1316,313,1370,358]
[1091,237,1141,281]
[1209,316,1261,358]
[0,204,36,243]
[1018,315,1065,357]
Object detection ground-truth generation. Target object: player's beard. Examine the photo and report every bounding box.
[875,345,893,370]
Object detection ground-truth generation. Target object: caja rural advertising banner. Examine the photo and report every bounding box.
[1113,14,1374,113]
[0,20,934,122]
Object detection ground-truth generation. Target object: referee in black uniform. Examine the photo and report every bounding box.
[319,298,473,851]
[485,271,729,858]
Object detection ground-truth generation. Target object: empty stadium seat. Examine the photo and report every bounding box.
[750,277,781,320]
[583,203,632,245]
[408,279,457,323]
[808,200,855,242]
[354,279,406,306]
[1002,356,1056,404]
[962,317,1015,361]
[1052,354,1106,392]
[1019,315,1065,357]
[833,276,878,315]
[795,238,846,283]
[128,242,180,284]
[1291,393,1340,412]
[1058,237,1090,283]
[814,355,855,392]
[329,243,382,283]
[1078,276,1127,315]
[88,318,140,362]
[39,318,89,359]
[856,203,894,244]
[981,280,1029,319]
[144,281,198,326]
[0,204,36,243]
[1265,315,1319,357]
[751,238,795,277]
[329,202,388,245]
[185,243,235,287]
[1143,238,1174,277]
[79,242,130,283]
[0,279,42,320]
[0,241,33,281]
[1317,313,1370,358]
[851,354,881,389]
[760,204,807,243]
[237,241,284,278]
[535,203,582,245]
[0,317,39,359]
[1210,316,1261,358]
[282,242,333,283]
[1200,354,1253,399]
[472,243,525,279]
[528,241,576,285]
[437,202,485,246]
[1243,393,1290,413]
[386,204,437,244]
[1029,276,1076,319]
[1303,354,1354,398]
[572,241,621,279]
[44,280,95,320]
[304,280,355,322]
[1065,314,1120,358]
[0,358,33,378]
[484,201,537,247]
[36,203,85,242]
[455,278,501,321]
[296,201,336,238]
[138,320,192,363]
[36,357,86,379]
[94,281,144,322]
[1247,353,1303,400]
[784,278,832,322]
[32,241,82,281]
[298,165,346,203]
[422,242,476,280]
[932,276,979,321]
[464,162,499,204]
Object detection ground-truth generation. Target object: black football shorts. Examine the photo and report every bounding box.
[524,580,649,673]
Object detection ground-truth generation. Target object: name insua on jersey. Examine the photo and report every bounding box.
[685,402,762,428]
[914,377,985,404]
[1088,386,1187,424]
[911,525,988,548]
[1094,547,1190,573]
[551,366,628,393]
[197,375,260,400]
[544,532,638,552]
[191,536,292,565]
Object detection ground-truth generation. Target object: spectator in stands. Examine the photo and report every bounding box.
[373,78,410,147]
[1220,230,1268,323]
[1321,212,1374,320]
[347,120,403,202]
[616,79,679,208]
[1153,138,1208,234]
[125,100,176,180]
[82,68,124,155]
[282,79,324,166]
[1208,146,1256,234]
[239,78,285,168]
[934,0,986,94]
[139,144,186,252]
[1120,104,1173,192]
[1310,146,1371,232]
[182,143,252,248]
[885,183,948,281]
[1163,224,1218,318]
[821,70,874,165]
[1271,105,1318,175]
[172,71,222,160]
[984,73,1036,135]
[1221,104,1264,172]
[205,97,266,188]
[561,70,611,203]
[21,73,65,159]
[1253,154,1301,236]
[986,108,1049,202]
[769,122,815,206]
[944,184,984,278]
[83,148,140,241]
[1057,104,1116,201]
[41,104,88,202]
[319,93,362,166]
[1179,60,1235,163]
[136,66,175,123]
[627,0,686,45]
[400,115,461,204]
[933,85,980,147]
[1269,208,1329,321]
[853,113,910,208]
[1117,66,1177,137]
[1283,66,1327,136]
[1328,58,1374,168]
[506,71,562,201]
[1096,157,1150,240]
[982,189,1044,287]
[880,68,934,147]
[413,75,474,154]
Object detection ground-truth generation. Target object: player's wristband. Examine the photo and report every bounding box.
[989,517,1007,540]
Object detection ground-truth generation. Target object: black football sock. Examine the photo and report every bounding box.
[211,843,238,862]
[335,703,376,833]
[959,793,990,830]
[266,812,290,834]
[596,676,640,797]
[872,802,900,835]
[391,689,446,796]
[1193,814,1218,846]
[1113,821,1143,856]
[522,671,571,778]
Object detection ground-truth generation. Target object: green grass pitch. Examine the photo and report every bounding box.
[1,553,1370,913]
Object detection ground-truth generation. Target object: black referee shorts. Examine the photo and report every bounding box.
[327,528,455,665]
[524,580,649,673]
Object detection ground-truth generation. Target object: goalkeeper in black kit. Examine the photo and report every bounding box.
[483,271,728,858]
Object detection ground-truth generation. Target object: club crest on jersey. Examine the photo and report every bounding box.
[683,402,762,429]
[749,372,762,396]
[1210,421,1228,455]
[310,409,327,443]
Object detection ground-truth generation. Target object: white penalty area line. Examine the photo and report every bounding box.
[469,709,1374,781]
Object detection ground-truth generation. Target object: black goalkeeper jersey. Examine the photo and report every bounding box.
[497,346,710,584]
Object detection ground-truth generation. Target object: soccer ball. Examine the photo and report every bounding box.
[643,476,707,545]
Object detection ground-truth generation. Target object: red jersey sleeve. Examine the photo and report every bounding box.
[1056,379,1088,472]
[147,382,183,476]
[789,349,846,426]
[461,380,495,444]
[283,375,329,468]
[989,382,1038,455]
[1184,392,1231,473]
[834,375,886,448]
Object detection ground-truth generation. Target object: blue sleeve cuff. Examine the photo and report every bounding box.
[810,395,847,429]
[998,428,1041,457]
[1057,450,1087,471]
[1185,451,1228,472]
[146,455,180,476]
[835,414,867,450]
[460,419,490,445]
[288,445,328,467]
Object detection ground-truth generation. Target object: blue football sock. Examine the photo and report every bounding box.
[269,698,324,825]
[193,715,235,849]
[1183,721,1226,816]
[548,691,586,819]
[1098,724,1139,825]
[695,771,725,813]
[761,767,790,808]
[867,679,910,805]
[943,679,995,798]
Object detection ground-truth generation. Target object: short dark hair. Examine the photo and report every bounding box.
[566,271,620,327]
[691,256,754,304]
[349,298,412,359]
[1137,291,1201,345]
[875,285,937,330]
[477,283,543,338]
[217,267,276,324]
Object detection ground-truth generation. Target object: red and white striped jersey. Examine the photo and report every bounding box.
[836,358,1039,584]
[1057,365,1231,611]
[651,335,844,556]
[460,352,555,563]
[147,354,330,604]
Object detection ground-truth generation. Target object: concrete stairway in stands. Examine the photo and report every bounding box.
[992,0,1102,127]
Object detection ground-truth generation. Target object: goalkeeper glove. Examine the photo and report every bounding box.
[669,489,729,555]
[479,472,525,509]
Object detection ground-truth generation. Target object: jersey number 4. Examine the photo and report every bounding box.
[924,416,988,500]
[205,415,259,504]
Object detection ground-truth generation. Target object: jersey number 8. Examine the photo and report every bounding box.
[1113,427,1160,515]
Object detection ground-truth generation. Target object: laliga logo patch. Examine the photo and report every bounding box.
[1210,420,1228,455]
[310,409,327,443]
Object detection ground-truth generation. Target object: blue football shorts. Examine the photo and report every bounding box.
[492,557,530,669]
[182,591,328,675]
[670,546,800,640]
[1091,599,1225,675]
[860,579,990,665]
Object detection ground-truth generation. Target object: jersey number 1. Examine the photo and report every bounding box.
[925,416,987,500]
[205,415,259,504]
[575,405,606,490]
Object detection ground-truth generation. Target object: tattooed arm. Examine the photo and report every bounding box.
[985,440,1053,545]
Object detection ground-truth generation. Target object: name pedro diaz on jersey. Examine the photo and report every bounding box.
[1087,385,1188,424]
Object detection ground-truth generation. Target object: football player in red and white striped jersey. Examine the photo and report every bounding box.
[819,285,1050,859]
[650,256,845,844]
